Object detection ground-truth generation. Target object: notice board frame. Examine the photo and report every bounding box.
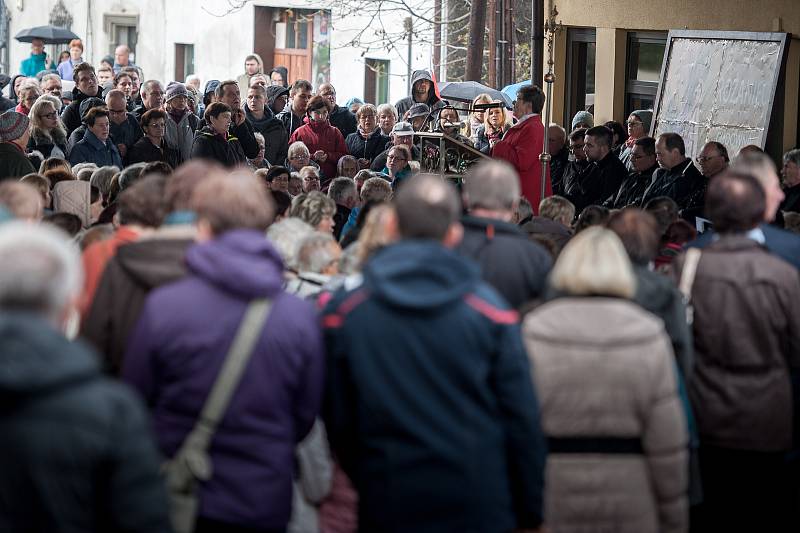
[650,30,789,156]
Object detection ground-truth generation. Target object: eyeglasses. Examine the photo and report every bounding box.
[568,145,585,152]
[40,112,57,119]
[695,154,721,163]
[290,155,309,160]
[304,176,320,182]
[629,154,646,161]
[626,121,643,126]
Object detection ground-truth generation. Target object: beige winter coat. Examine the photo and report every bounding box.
[523,297,688,533]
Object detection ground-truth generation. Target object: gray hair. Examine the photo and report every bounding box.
[266,217,315,271]
[328,177,357,204]
[297,232,339,273]
[462,160,520,211]
[0,222,82,322]
[291,191,336,228]
[71,162,98,175]
[782,148,800,167]
[141,79,164,97]
[118,162,147,190]
[90,166,120,197]
[360,176,392,203]
[76,168,95,182]
[376,103,397,120]
[288,141,310,159]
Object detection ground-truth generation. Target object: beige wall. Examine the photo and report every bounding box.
[546,0,800,152]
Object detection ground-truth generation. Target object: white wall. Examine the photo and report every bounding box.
[6,0,434,105]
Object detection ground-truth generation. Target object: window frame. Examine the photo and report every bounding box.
[625,31,667,119]
[564,27,596,129]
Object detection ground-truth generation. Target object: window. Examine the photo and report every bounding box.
[364,59,389,105]
[275,10,312,50]
[564,28,596,128]
[104,14,139,59]
[174,44,194,82]
[625,32,667,118]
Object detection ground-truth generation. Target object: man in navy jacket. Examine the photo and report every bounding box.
[322,174,547,533]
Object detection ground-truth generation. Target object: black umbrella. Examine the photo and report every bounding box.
[438,81,513,108]
[15,25,80,44]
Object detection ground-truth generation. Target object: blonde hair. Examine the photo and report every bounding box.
[483,100,510,131]
[29,97,67,144]
[549,226,636,299]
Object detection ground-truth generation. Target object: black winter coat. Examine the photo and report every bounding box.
[190,126,249,167]
[245,106,289,165]
[456,215,553,309]
[330,105,357,139]
[605,164,657,209]
[566,151,629,212]
[641,158,705,209]
[345,128,388,162]
[125,136,182,168]
[0,313,171,532]
[27,132,68,159]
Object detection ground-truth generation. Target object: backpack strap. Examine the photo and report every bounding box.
[179,299,273,458]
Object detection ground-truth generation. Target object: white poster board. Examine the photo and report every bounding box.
[652,31,788,160]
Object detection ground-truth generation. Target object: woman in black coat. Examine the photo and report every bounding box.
[126,109,181,169]
[190,102,249,168]
[345,104,388,168]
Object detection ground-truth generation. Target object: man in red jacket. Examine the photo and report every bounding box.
[492,85,551,213]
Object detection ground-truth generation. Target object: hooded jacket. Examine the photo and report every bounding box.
[163,109,199,162]
[190,125,249,167]
[245,104,289,165]
[0,313,171,533]
[81,229,194,375]
[19,52,53,77]
[61,86,104,136]
[322,240,546,532]
[289,117,348,183]
[345,127,388,163]
[27,128,68,159]
[394,70,444,119]
[456,215,552,310]
[276,103,307,138]
[236,53,264,101]
[123,229,324,530]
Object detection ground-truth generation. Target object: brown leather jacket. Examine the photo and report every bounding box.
[674,235,800,451]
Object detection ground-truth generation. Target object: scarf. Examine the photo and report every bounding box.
[358,126,374,139]
[624,136,638,149]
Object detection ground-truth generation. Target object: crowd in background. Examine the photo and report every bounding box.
[0,39,799,533]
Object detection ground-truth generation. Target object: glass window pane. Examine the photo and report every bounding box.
[635,42,665,82]
[586,43,596,94]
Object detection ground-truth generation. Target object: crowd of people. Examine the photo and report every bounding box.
[1,40,800,533]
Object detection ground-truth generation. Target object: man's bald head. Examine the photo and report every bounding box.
[705,171,766,234]
[394,174,461,241]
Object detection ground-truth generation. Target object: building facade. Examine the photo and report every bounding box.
[3,0,433,106]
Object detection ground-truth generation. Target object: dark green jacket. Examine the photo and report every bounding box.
[0,142,35,181]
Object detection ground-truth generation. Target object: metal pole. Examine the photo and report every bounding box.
[539,1,560,203]
[405,17,413,94]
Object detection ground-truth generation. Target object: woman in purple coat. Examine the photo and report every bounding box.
[123,171,325,532]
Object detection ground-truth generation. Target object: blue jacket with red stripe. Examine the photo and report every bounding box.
[321,240,546,533]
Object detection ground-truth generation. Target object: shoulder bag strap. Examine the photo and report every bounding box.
[678,248,702,301]
[181,298,273,454]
